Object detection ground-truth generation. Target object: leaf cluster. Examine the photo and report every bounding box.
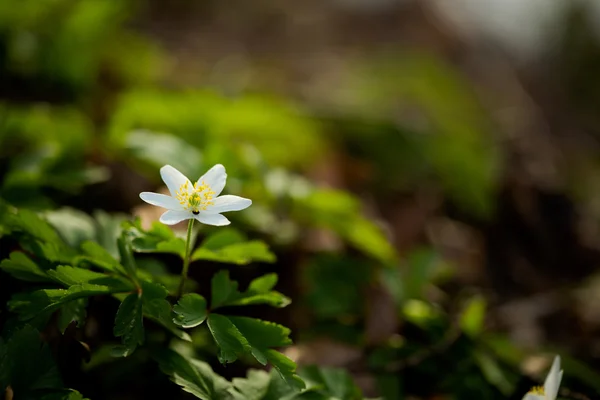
[0,205,304,399]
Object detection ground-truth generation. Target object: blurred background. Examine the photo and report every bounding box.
[3,0,600,398]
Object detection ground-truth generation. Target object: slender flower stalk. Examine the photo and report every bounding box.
[177,218,195,298]
[139,163,252,298]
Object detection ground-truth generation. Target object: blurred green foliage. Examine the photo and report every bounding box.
[0,1,598,399]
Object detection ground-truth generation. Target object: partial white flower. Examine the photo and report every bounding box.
[140,164,251,226]
[522,355,563,400]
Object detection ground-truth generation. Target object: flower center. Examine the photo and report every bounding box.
[175,181,215,213]
[529,386,545,396]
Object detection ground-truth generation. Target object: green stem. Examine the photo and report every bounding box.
[177,218,195,299]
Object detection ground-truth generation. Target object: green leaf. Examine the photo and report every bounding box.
[193,229,275,265]
[173,293,208,328]
[2,208,76,263]
[299,366,363,400]
[201,229,246,250]
[126,129,204,177]
[57,298,88,333]
[192,241,275,265]
[93,210,127,259]
[263,350,305,392]
[210,270,240,309]
[228,274,290,308]
[0,326,62,396]
[210,271,290,310]
[140,281,191,342]
[230,369,271,400]
[474,350,513,395]
[78,240,127,275]
[0,251,52,282]
[153,348,232,400]
[207,314,303,389]
[460,295,486,337]
[296,189,396,264]
[113,292,144,357]
[9,282,133,321]
[48,265,129,288]
[236,369,322,400]
[155,238,187,257]
[117,233,138,279]
[44,207,96,248]
[228,316,293,363]
[125,219,186,258]
[4,208,64,244]
[207,314,250,364]
[247,273,277,292]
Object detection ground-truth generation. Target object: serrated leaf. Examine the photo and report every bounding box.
[228,317,293,354]
[227,274,290,308]
[113,293,144,357]
[93,210,127,259]
[207,314,250,364]
[208,315,303,389]
[3,208,76,263]
[48,265,129,288]
[247,273,277,292]
[230,369,322,400]
[125,219,186,258]
[211,270,240,309]
[173,293,208,328]
[44,207,96,248]
[57,298,88,333]
[230,369,271,400]
[192,241,275,265]
[117,234,138,279]
[78,240,127,275]
[210,271,290,310]
[5,208,63,244]
[9,283,133,321]
[141,281,191,342]
[153,348,232,400]
[201,229,246,250]
[155,238,186,257]
[263,369,324,400]
[299,366,362,400]
[264,350,305,391]
[144,298,192,342]
[0,251,52,282]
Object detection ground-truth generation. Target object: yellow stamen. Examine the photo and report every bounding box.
[175,180,215,213]
[528,386,545,395]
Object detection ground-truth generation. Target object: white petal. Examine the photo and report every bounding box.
[139,192,182,210]
[522,394,545,400]
[159,210,192,225]
[543,356,562,400]
[194,212,230,226]
[206,195,252,214]
[160,165,191,197]
[197,164,227,196]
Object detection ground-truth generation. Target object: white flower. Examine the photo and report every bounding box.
[523,356,563,400]
[139,164,251,226]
